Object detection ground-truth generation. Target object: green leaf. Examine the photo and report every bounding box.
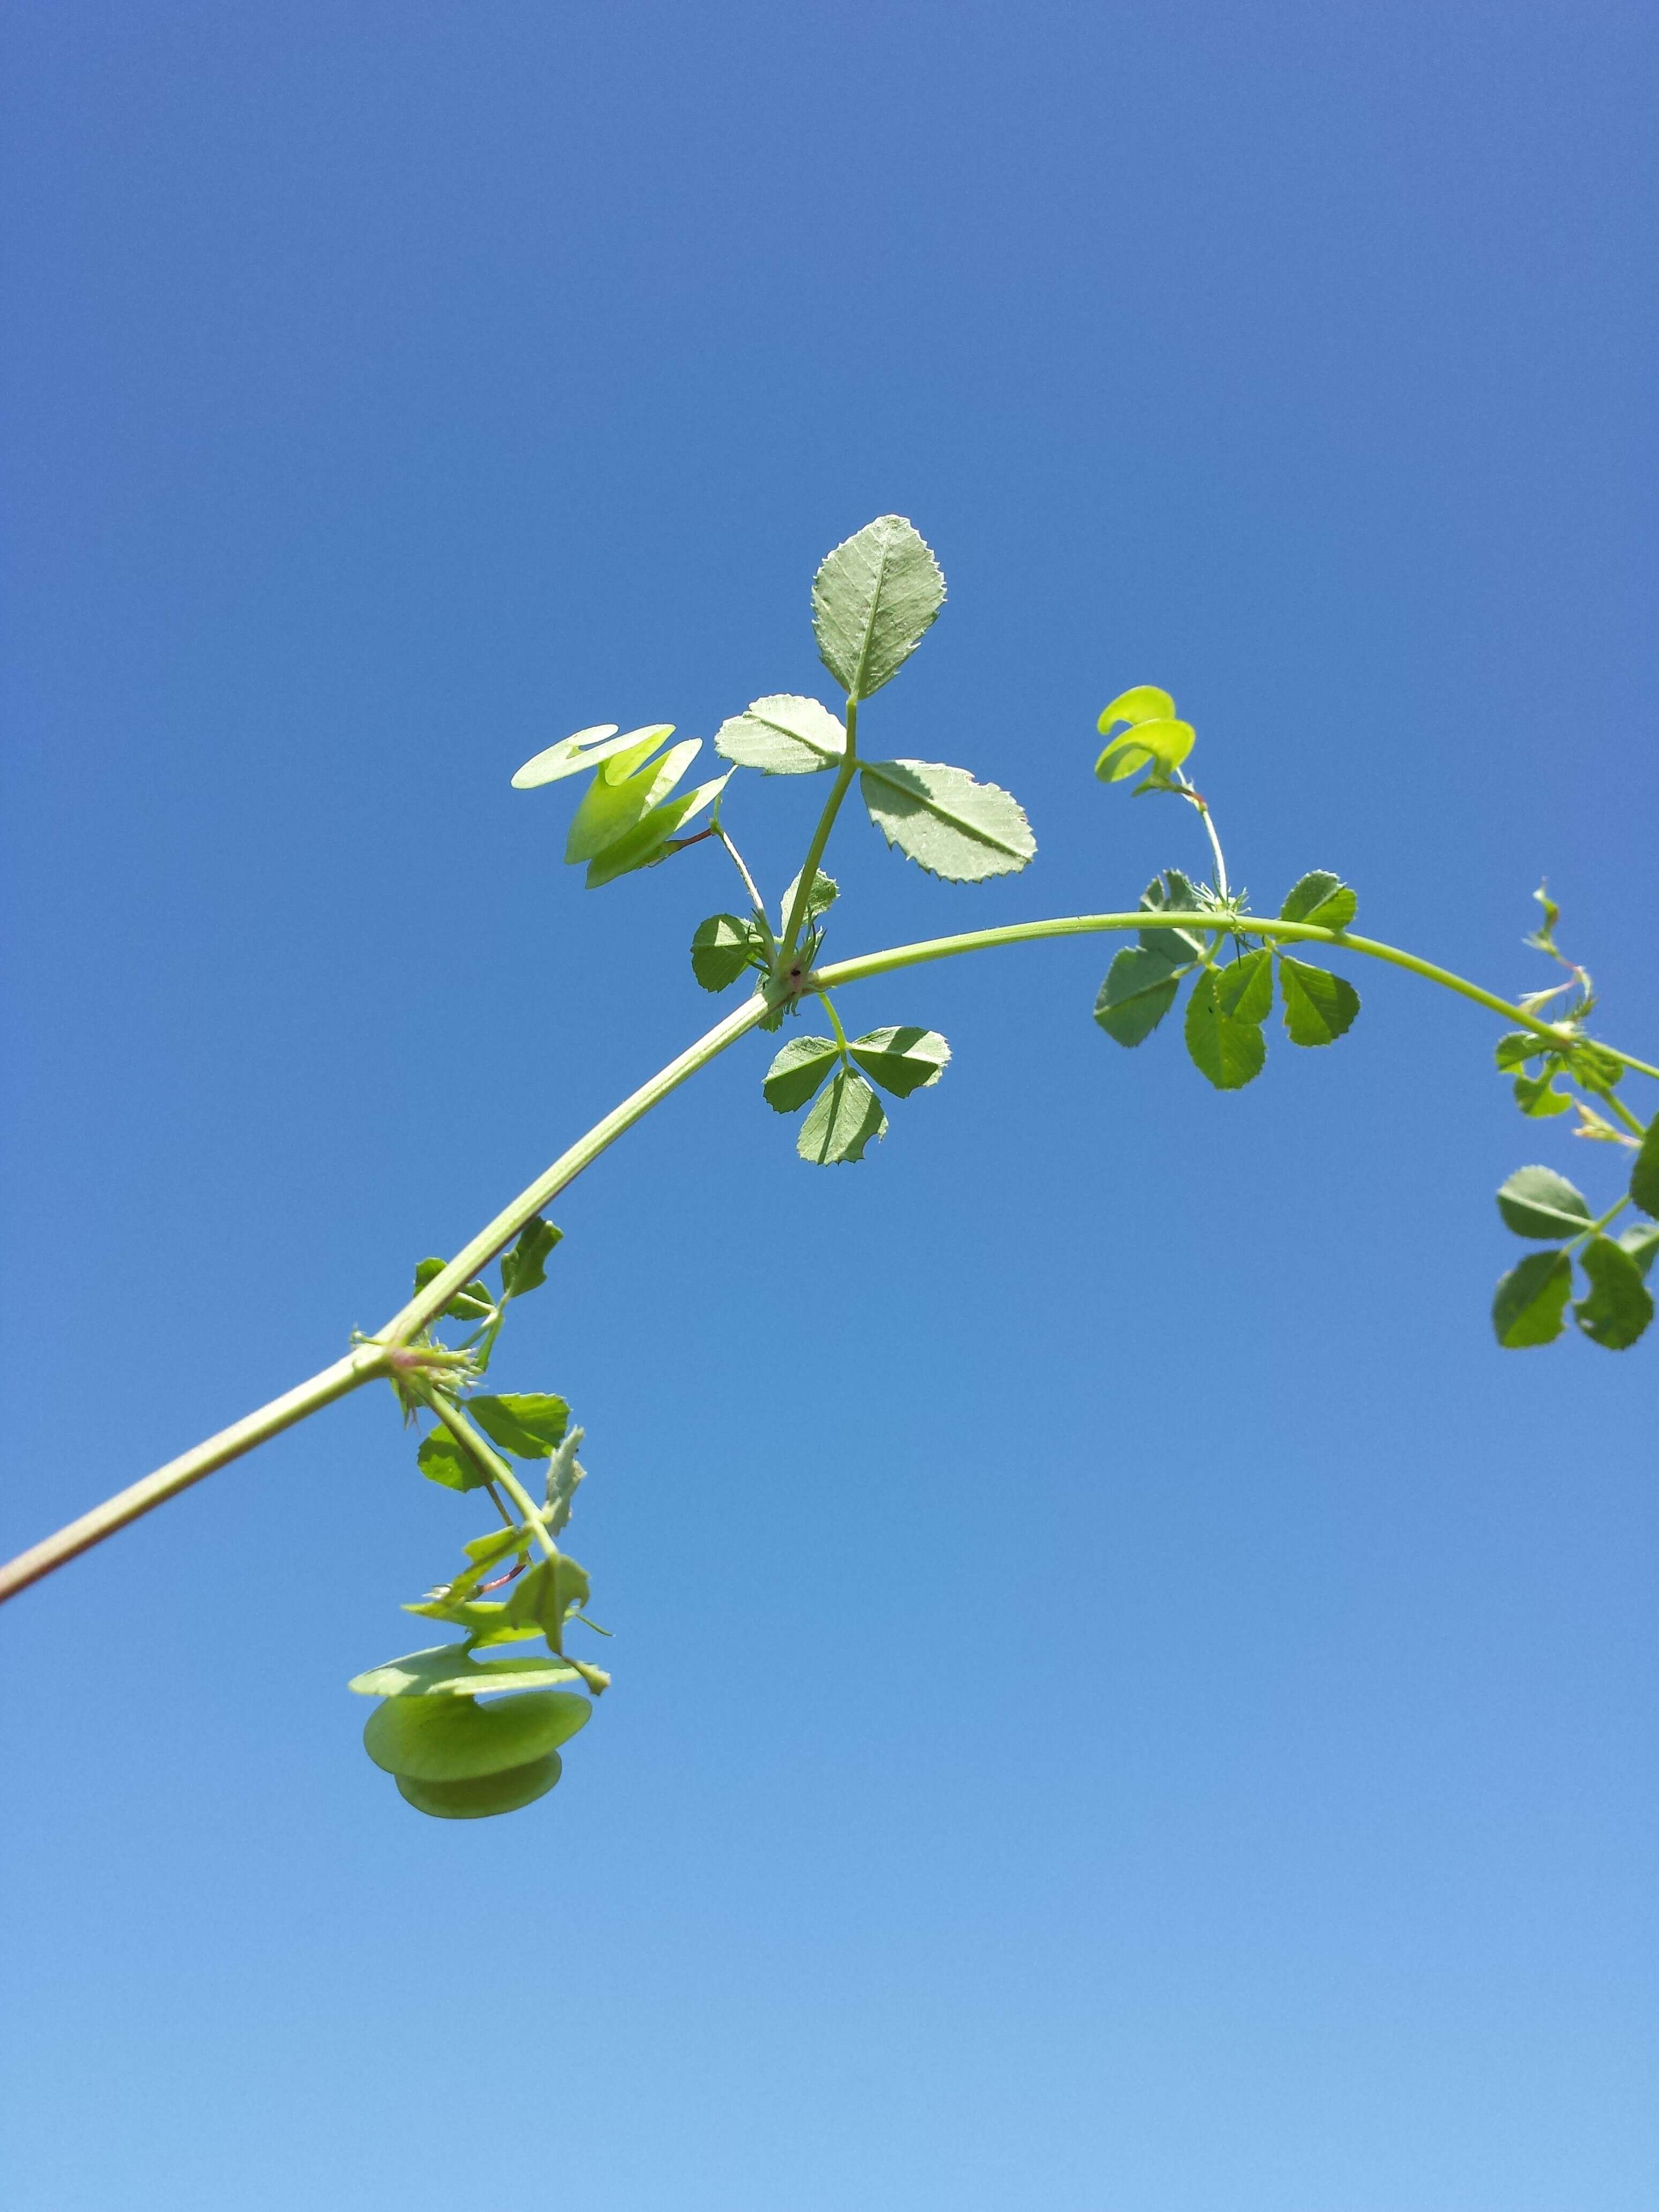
[1617,1221,1659,1279]
[1496,1165,1593,1239]
[812,515,945,700]
[1183,962,1268,1090]
[583,771,730,888]
[1094,945,1187,1046]
[860,759,1035,881]
[506,1553,592,1653]
[763,1036,840,1112]
[1513,1066,1572,1118]
[1492,1250,1572,1347]
[1138,870,1212,963]
[1217,948,1274,1023]
[713,694,846,774]
[849,1027,951,1097]
[412,1258,494,1323]
[1278,955,1360,1047]
[778,867,838,933]
[542,1428,586,1537]
[1279,871,1358,931]
[691,913,764,991]
[363,1687,590,1781]
[1629,1117,1659,1219]
[798,1070,887,1163]
[469,1394,570,1459]
[1095,718,1195,784]
[1494,1032,1542,1072]
[499,1217,562,1301]
[417,1428,491,1493]
[348,1645,584,1698]
[512,722,668,790]
[565,732,697,863]
[394,1752,565,1819]
[1574,1235,1654,1348]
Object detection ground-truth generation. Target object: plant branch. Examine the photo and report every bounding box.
[780,698,858,958]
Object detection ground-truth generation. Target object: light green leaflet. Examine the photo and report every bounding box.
[511,722,672,789]
[1095,686,1195,783]
[848,1027,950,1097]
[763,1036,840,1112]
[714,694,846,774]
[860,759,1035,881]
[778,868,838,932]
[812,515,945,700]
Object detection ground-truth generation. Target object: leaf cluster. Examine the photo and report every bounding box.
[1491,1126,1659,1351]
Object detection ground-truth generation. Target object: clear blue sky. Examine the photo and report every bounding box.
[3,5,1655,2207]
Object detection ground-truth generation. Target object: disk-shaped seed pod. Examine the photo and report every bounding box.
[363,1689,591,1820]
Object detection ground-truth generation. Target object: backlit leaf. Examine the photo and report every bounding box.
[565,733,696,863]
[849,1027,950,1097]
[1096,685,1175,733]
[1095,718,1195,783]
[511,723,667,789]
[812,515,945,700]
[692,913,764,991]
[1279,872,1358,931]
[763,1036,840,1112]
[417,1428,491,1493]
[714,694,846,774]
[469,1394,570,1459]
[1492,1250,1572,1347]
[1496,1165,1592,1239]
[798,1071,887,1163]
[861,758,1035,881]
[1094,945,1187,1046]
[1278,955,1360,1047]
[1184,962,1268,1090]
[584,772,730,887]
[779,868,839,933]
[1574,1235,1653,1348]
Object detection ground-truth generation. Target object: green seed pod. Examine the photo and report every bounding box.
[395,1752,563,1819]
[363,1689,589,1782]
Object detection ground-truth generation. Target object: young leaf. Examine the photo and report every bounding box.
[713,694,845,774]
[812,515,945,700]
[584,772,730,888]
[860,759,1035,881]
[543,1428,586,1537]
[1279,872,1358,931]
[417,1429,491,1494]
[692,913,764,991]
[1573,1235,1654,1349]
[763,1036,840,1112]
[1094,945,1187,1047]
[1183,960,1269,1090]
[1629,1117,1659,1219]
[849,1027,950,1097]
[348,1646,584,1698]
[363,1687,590,1781]
[1495,1165,1593,1239]
[1492,1250,1572,1347]
[413,1258,495,1322]
[469,1394,570,1459]
[1278,955,1361,1047]
[1617,1221,1659,1279]
[565,733,697,863]
[499,1217,562,1301]
[798,1071,887,1163]
[512,722,665,790]
[1138,870,1212,963]
[778,867,838,933]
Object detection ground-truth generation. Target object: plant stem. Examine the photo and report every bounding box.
[1587,1086,1648,1141]
[1172,771,1229,896]
[780,699,858,957]
[821,991,852,1065]
[422,1392,557,1560]
[715,825,772,935]
[3,905,1653,1607]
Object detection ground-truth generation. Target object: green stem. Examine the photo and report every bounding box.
[1587,1085,1648,1141]
[715,825,772,939]
[422,1392,557,1560]
[780,698,858,958]
[1172,772,1229,897]
[820,991,853,1067]
[3,905,1653,1608]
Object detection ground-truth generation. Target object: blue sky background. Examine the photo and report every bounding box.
[3,4,1656,2206]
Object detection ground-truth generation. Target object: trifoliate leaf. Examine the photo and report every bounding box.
[1617,1221,1659,1278]
[565,733,697,863]
[1279,872,1358,930]
[860,759,1035,881]
[1496,1165,1593,1239]
[363,1687,590,1781]
[1094,945,1187,1047]
[1184,961,1269,1090]
[779,867,839,933]
[692,913,764,991]
[714,694,846,774]
[499,1218,562,1301]
[1492,1250,1572,1348]
[1138,870,1212,963]
[412,1258,495,1323]
[1630,1117,1659,1219]
[584,772,730,888]
[763,1036,840,1112]
[812,515,945,700]
[418,1428,491,1493]
[511,723,667,790]
[348,1646,584,1698]
[798,1071,887,1163]
[849,1027,950,1097]
[1278,955,1360,1047]
[469,1394,570,1459]
[1573,1235,1654,1348]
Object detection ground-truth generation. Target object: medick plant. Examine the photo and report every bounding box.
[4,517,1655,1818]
